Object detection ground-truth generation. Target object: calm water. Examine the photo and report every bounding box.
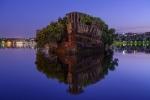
[0,48,150,100]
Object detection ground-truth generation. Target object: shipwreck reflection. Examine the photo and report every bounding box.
[35,50,118,95]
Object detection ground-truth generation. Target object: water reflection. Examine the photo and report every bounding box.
[114,46,150,54]
[35,50,118,95]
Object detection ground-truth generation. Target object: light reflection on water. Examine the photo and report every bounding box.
[114,45,150,54]
[0,46,150,100]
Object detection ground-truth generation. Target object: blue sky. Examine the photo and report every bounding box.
[0,0,150,37]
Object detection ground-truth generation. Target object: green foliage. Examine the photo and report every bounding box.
[80,15,93,25]
[92,17,116,46]
[102,28,116,47]
[80,15,116,47]
[36,17,67,47]
[36,12,115,48]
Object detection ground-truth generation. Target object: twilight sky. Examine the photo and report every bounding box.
[0,0,150,37]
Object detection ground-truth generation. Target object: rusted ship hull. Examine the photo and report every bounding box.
[55,12,104,55]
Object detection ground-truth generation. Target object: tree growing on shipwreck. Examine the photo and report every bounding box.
[36,12,116,54]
